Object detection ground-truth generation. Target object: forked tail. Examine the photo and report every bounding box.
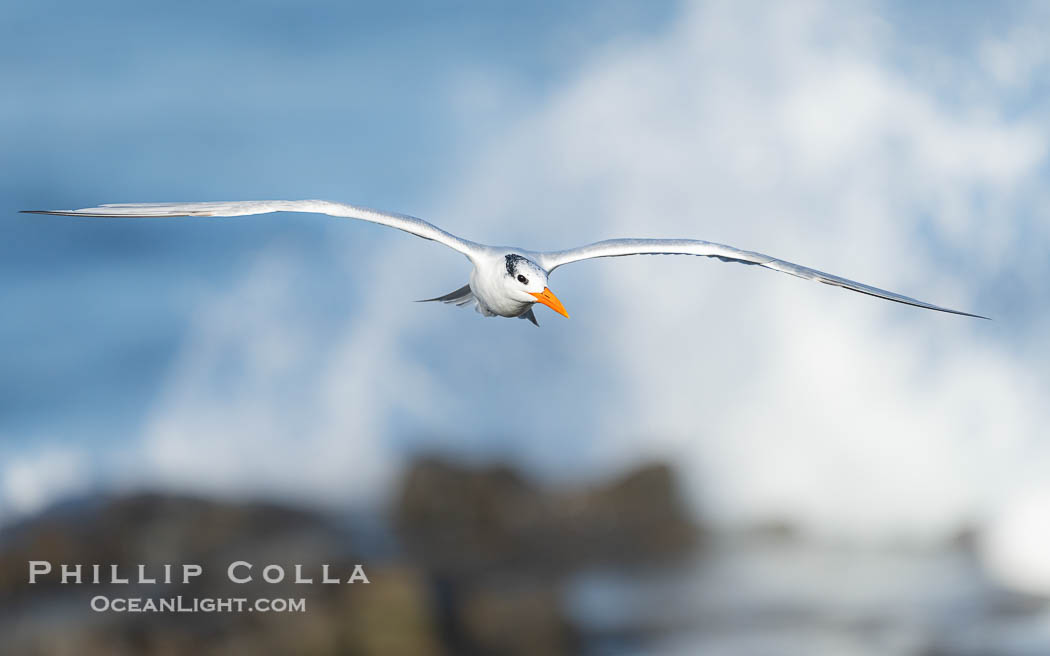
[417,283,476,307]
[417,283,539,326]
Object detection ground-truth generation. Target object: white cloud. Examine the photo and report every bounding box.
[0,445,89,517]
[981,483,1050,596]
[978,13,1050,90]
[134,244,458,508]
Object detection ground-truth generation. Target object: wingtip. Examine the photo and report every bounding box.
[947,308,991,320]
[20,210,84,216]
[942,305,991,320]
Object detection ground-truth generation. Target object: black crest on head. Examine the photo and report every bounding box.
[505,253,528,275]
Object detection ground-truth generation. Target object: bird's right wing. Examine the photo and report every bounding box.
[22,199,481,258]
[538,238,987,319]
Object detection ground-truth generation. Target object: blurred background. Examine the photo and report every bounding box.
[3,0,1050,653]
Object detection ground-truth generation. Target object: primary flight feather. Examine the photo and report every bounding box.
[22,199,988,323]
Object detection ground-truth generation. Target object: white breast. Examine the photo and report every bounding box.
[469,262,529,318]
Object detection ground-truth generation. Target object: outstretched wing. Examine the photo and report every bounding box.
[22,199,480,258]
[538,238,987,319]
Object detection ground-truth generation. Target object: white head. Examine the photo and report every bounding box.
[503,254,569,317]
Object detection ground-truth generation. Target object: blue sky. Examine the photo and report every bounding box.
[4,0,1050,592]
[2,0,672,441]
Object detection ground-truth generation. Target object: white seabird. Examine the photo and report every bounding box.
[22,199,988,324]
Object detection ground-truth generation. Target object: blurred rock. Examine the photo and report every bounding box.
[0,492,338,602]
[557,461,699,564]
[392,457,698,655]
[0,492,441,656]
[0,458,698,656]
[458,577,578,656]
[395,457,699,576]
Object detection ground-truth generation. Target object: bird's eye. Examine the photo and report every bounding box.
[517,275,528,284]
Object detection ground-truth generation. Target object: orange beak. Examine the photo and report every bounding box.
[530,287,569,318]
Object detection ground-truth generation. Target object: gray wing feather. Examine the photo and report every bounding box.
[538,238,987,319]
[418,284,474,304]
[22,199,480,258]
[417,283,488,315]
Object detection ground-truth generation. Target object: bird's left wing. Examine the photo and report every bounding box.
[22,199,480,258]
[538,238,987,319]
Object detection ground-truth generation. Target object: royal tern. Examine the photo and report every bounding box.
[22,199,987,323]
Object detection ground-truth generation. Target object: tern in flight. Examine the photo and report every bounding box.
[23,199,987,324]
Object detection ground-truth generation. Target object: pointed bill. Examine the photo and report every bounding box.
[530,287,569,318]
